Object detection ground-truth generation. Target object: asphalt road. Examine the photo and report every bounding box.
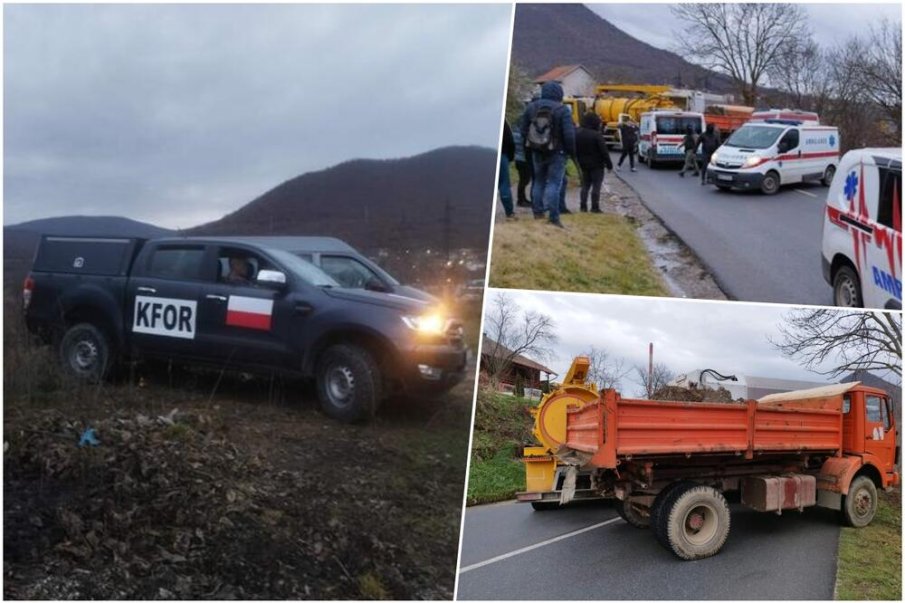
[456,500,841,600]
[614,158,833,305]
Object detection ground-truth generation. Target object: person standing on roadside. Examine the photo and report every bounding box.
[615,120,638,172]
[511,121,533,207]
[575,112,613,213]
[498,120,516,219]
[696,123,721,185]
[520,81,576,229]
[678,124,700,178]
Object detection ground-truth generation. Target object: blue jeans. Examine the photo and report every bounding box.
[498,155,514,216]
[531,152,567,223]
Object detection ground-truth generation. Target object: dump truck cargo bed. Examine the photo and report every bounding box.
[564,384,852,469]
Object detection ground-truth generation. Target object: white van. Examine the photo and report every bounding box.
[638,110,704,167]
[821,148,902,309]
[706,119,840,194]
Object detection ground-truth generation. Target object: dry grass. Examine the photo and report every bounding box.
[489,212,668,296]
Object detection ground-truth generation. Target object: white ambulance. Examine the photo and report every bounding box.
[706,118,840,194]
[821,148,902,309]
[638,110,704,167]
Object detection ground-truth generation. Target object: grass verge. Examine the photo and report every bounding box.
[835,488,901,600]
[489,211,668,295]
[466,388,536,505]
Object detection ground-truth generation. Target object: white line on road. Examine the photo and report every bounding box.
[793,188,819,198]
[458,517,621,574]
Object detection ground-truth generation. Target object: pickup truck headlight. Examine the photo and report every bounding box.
[402,313,447,335]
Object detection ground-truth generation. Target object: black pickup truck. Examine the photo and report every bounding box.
[22,236,468,422]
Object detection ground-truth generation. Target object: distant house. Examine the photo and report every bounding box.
[534,64,596,98]
[481,335,556,393]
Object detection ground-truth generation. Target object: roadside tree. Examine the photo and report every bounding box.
[482,292,557,387]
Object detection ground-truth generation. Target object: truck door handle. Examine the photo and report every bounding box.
[205,294,227,302]
[137,286,156,294]
[294,302,314,315]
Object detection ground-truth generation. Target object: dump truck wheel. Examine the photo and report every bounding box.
[531,501,560,511]
[652,482,695,548]
[59,323,113,383]
[842,476,878,527]
[316,344,382,423]
[664,485,731,560]
[617,498,650,528]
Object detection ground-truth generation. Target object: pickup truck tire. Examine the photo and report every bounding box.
[652,481,695,548]
[664,485,731,560]
[315,344,382,423]
[59,323,113,382]
[841,476,878,528]
[617,497,650,528]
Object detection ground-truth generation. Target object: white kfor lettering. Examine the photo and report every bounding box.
[132,295,197,339]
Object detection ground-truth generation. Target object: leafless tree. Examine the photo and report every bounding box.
[772,310,901,383]
[843,19,902,141]
[580,345,629,391]
[671,3,809,105]
[767,38,833,113]
[481,292,557,386]
[632,362,676,399]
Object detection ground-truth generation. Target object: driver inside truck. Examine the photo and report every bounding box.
[226,256,252,284]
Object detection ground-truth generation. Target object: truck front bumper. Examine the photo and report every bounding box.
[402,344,468,393]
[707,168,764,190]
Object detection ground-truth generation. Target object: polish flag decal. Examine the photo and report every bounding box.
[226,296,273,330]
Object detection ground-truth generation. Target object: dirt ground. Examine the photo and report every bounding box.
[4,353,475,600]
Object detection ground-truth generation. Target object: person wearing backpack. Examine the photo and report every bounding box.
[575,112,613,213]
[678,124,700,178]
[519,81,576,228]
[695,123,721,185]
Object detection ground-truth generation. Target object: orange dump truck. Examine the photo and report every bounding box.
[517,377,898,560]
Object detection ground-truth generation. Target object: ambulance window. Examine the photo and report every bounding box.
[779,129,799,151]
[866,395,884,423]
[877,168,901,230]
[148,247,205,280]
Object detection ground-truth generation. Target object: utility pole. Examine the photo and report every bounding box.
[648,342,653,398]
[443,197,452,263]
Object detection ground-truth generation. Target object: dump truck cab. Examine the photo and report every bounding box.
[840,385,898,487]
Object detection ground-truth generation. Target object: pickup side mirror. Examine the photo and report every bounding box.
[256,269,287,289]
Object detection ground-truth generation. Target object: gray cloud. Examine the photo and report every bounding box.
[488,289,889,397]
[4,4,512,228]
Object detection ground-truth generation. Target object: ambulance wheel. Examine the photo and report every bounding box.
[760,171,780,195]
[59,323,113,383]
[842,476,878,528]
[663,485,731,560]
[316,344,382,423]
[617,497,650,528]
[833,265,863,307]
[822,165,836,186]
[531,501,561,511]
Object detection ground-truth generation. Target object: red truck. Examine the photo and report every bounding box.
[520,379,898,560]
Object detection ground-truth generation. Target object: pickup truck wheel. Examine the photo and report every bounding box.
[617,497,650,528]
[842,476,878,527]
[760,171,780,195]
[652,481,694,548]
[833,265,863,307]
[316,344,382,423]
[59,323,112,382]
[664,485,731,560]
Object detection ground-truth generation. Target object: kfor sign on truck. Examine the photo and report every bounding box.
[133,296,197,339]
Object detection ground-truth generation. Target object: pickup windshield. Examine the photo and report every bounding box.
[724,125,784,149]
[269,249,340,287]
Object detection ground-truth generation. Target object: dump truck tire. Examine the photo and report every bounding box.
[59,323,113,383]
[315,344,382,423]
[842,476,878,528]
[664,485,731,560]
[617,497,650,528]
[531,501,561,511]
[652,481,695,548]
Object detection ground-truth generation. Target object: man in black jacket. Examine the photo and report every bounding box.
[575,112,613,213]
[499,121,516,218]
[616,121,638,172]
[696,124,721,185]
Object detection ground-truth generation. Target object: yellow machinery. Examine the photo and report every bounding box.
[593,85,681,148]
[522,356,599,501]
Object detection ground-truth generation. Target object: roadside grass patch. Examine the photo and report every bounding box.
[489,212,668,296]
[835,489,901,600]
[466,389,536,505]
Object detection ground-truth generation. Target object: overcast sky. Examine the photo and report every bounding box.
[487,290,895,397]
[4,4,512,229]
[591,3,901,53]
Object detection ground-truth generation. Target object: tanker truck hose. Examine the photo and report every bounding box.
[699,369,738,383]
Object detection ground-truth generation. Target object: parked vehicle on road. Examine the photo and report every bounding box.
[517,358,898,560]
[706,118,840,195]
[638,110,704,167]
[821,148,902,309]
[23,236,468,422]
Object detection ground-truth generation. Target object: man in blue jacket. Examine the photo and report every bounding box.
[519,82,576,228]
